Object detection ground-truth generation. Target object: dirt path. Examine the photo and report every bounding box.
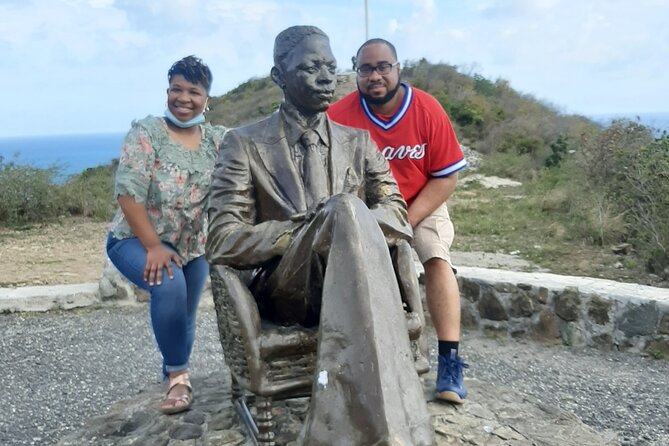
[0,217,664,289]
[0,218,108,287]
[1,217,545,288]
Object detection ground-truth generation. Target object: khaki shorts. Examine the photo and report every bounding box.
[413,202,455,266]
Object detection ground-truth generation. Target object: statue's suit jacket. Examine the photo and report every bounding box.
[206,110,413,270]
[205,109,434,445]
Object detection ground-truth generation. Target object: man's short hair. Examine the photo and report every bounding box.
[355,38,398,62]
[274,25,329,69]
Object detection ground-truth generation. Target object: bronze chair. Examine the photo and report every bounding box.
[209,239,429,445]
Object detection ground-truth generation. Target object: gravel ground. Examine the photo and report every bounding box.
[2,305,668,446]
[461,335,669,446]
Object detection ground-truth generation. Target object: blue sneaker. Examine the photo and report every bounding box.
[435,350,469,404]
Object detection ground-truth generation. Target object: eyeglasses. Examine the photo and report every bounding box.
[356,62,399,77]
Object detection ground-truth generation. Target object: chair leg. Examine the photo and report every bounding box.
[230,374,243,400]
[231,375,261,444]
[413,336,430,375]
[256,396,275,445]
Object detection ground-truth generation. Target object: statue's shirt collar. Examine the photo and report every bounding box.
[280,103,330,148]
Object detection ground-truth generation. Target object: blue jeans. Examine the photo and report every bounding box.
[106,234,209,378]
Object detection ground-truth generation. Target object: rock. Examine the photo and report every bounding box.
[532,310,561,341]
[459,278,482,302]
[536,286,549,304]
[478,287,508,321]
[611,243,632,255]
[460,301,480,329]
[204,429,245,446]
[460,145,482,171]
[659,313,669,335]
[460,173,522,189]
[168,423,203,440]
[561,321,585,347]
[643,339,669,358]
[591,333,613,351]
[588,296,612,325]
[617,302,659,337]
[59,373,616,446]
[99,259,137,302]
[555,287,581,321]
[182,411,207,425]
[509,292,534,317]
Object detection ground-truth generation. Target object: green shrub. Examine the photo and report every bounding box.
[0,157,116,227]
[567,121,668,270]
[570,192,628,246]
[545,135,570,168]
[473,74,497,97]
[612,136,669,274]
[58,163,116,220]
[578,120,652,186]
[449,100,485,128]
[0,157,62,226]
[478,151,539,181]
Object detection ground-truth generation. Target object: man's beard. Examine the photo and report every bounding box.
[359,79,402,106]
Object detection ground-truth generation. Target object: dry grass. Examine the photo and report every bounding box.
[450,175,667,287]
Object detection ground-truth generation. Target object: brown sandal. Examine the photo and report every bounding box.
[160,374,193,415]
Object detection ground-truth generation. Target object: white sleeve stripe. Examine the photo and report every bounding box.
[431,159,468,177]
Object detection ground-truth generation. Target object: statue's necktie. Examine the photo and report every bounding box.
[300,129,329,209]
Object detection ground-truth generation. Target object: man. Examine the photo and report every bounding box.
[206,26,433,445]
[328,38,469,404]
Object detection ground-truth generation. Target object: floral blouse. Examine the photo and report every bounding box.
[110,116,226,262]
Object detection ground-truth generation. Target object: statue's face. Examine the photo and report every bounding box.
[280,35,337,114]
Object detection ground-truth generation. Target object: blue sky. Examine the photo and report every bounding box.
[0,0,667,137]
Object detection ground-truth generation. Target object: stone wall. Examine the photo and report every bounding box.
[456,267,669,358]
[96,261,669,358]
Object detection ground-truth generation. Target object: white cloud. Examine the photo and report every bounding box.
[88,0,115,7]
[387,18,401,34]
[0,0,147,62]
[0,0,667,136]
[205,1,280,22]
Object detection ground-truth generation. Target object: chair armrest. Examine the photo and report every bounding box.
[209,265,263,379]
[393,239,425,333]
[259,323,318,360]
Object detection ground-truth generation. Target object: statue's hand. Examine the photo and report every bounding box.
[274,228,293,255]
[306,199,328,221]
[290,198,328,223]
[290,212,307,222]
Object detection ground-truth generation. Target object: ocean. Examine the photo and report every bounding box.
[0,132,125,178]
[1,112,667,179]
[590,112,669,135]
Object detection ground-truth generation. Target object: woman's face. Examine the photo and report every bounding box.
[166,74,208,122]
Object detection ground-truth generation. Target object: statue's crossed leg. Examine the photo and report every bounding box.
[260,194,433,445]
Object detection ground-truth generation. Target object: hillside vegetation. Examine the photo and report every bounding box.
[2,60,667,285]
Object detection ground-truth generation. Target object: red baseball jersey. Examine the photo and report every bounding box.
[328,84,466,204]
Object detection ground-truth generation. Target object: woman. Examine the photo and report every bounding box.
[106,55,225,414]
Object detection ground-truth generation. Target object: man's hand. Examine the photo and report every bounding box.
[144,244,182,286]
[408,175,458,228]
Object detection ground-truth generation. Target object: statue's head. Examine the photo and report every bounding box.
[271,25,337,115]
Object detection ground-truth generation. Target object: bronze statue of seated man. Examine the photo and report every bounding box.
[206,25,433,446]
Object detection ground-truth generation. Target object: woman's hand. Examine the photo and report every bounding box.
[117,195,182,286]
[144,244,182,286]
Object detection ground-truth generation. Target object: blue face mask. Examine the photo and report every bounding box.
[164,108,205,128]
